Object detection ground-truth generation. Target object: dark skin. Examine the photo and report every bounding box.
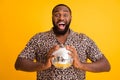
[15,6,111,72]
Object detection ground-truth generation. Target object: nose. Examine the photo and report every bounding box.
[59,15,64,20]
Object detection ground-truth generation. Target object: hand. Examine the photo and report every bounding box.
[66,45,83,69]
[45,45,60,69]
[66,45,111,72]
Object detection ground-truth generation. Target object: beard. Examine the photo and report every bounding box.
[52,20,71,35]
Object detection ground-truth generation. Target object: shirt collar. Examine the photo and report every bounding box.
[49,27,74,37]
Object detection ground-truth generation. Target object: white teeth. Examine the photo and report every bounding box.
[58,22,65,24]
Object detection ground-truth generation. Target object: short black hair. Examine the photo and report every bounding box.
[52,4,72,15]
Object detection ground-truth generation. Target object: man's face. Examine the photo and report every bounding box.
[52,6,72,35]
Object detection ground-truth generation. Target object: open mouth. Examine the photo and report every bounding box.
[58,22,66,30]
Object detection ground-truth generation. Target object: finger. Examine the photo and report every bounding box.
[54,45,60,50]
[70,45,76,50]
[47,54,55,62]
[66,45,75,53]
[50,45,59,52]
[49,55,55,59]
[47,45,60,58]
[68,52,73,58]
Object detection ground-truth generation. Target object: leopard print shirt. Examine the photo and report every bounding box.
[19,29,103,80]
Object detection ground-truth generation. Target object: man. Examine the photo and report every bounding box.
[15,4,110,80]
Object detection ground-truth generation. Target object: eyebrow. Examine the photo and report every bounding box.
[54,9,69,13]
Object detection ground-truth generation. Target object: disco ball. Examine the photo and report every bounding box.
[52,47,73,69]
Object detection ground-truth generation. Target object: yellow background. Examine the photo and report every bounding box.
[0,0,120,80]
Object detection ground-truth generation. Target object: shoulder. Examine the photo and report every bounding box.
[27,30,51,43]
[32,30,51,39]
[71,30,94,44]
[71,30,89,39]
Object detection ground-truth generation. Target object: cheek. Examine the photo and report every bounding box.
[53,18,58,23]
[66,18,71,23]
[66,16,71,21]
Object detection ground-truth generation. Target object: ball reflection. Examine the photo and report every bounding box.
[52,47,73,69]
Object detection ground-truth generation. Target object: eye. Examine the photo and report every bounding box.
[64,14,68,17]
[54,14,60,17]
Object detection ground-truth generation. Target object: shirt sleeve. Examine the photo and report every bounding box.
[18,34,39,61]
[85,35,103,62]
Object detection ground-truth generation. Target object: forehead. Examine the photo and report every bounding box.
[53,6,70,13]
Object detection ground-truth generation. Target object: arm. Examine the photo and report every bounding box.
[76,55,111,72]
[15,45,59,72]
[15,57,52,72]
[66,45,111,72]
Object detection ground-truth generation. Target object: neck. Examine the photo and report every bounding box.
[55,29,70,44]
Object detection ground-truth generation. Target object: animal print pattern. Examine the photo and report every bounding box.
[19,29,103,80]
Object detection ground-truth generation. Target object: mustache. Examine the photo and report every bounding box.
[52,20,71,35]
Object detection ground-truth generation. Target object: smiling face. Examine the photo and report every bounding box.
[52,4,72,35]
